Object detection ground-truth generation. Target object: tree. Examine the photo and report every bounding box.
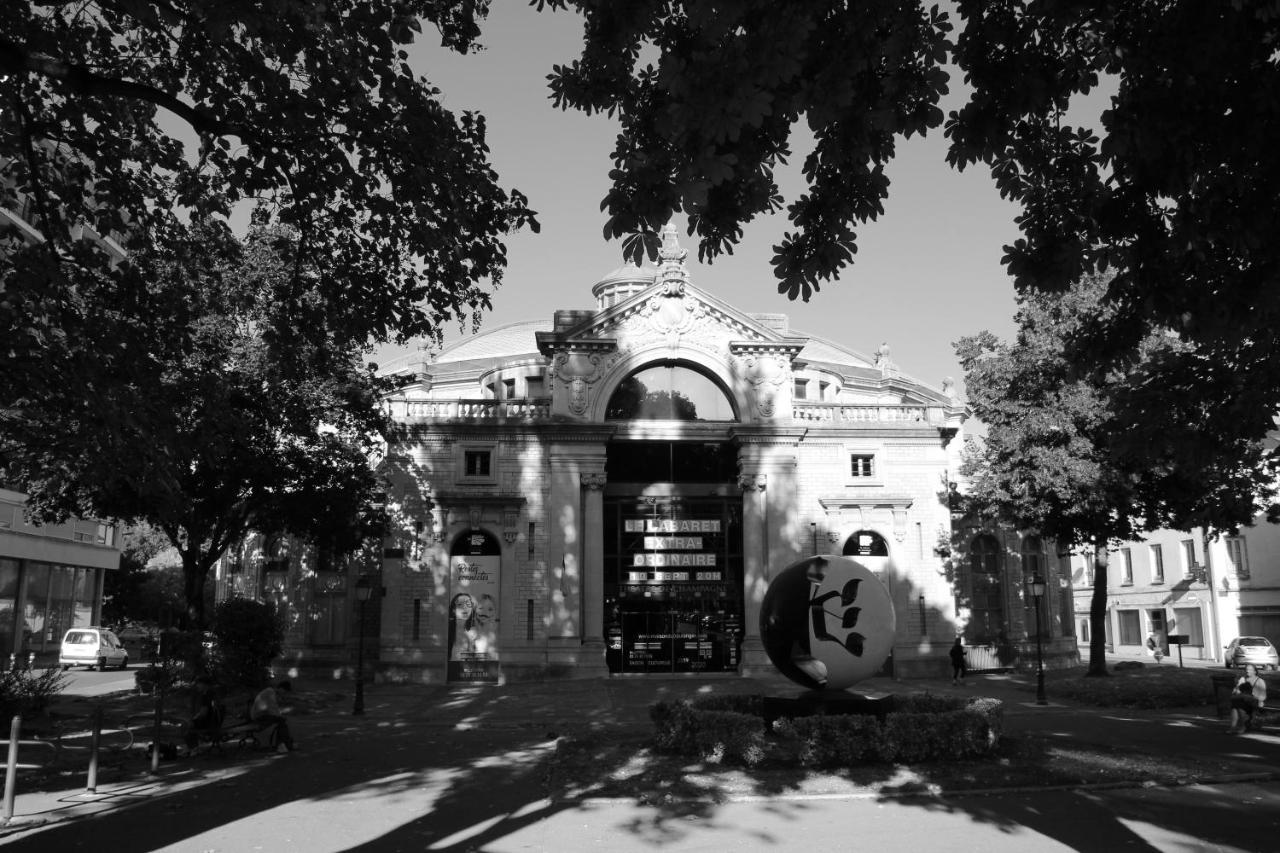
[103,523,173,627]
[957,275,1278,676]
[544,3,1280,523]
[540,0,951,300]
[3,218,390,627]
[944,1,1280,515]
[1,1,536,370]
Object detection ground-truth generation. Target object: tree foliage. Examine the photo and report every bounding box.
[210,596,285,690]
[3,218,390,626]
[1,0,536,364]
[540,0,951,300]
[957,275,1279,674]
[947,0,1280,502]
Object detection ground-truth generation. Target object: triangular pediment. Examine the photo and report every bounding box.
[535,278,808,358]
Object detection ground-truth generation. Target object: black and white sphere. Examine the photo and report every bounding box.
[760,555,896,691]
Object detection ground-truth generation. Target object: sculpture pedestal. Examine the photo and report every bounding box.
[761,689,894,733]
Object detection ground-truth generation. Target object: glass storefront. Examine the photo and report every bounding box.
[603,495,744,673]
[0,559,18,661]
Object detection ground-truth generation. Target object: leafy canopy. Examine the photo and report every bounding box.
[958,275,1278,548]
[1,0,536,361]
[2,217,391,625]
[947,0,1280,493]
[540,0,951,300]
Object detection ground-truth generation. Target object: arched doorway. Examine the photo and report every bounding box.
[447,530,501,683]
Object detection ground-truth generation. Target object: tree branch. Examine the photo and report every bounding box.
[1,37,242,139]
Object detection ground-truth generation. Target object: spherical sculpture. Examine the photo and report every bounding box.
[760,555,896,691]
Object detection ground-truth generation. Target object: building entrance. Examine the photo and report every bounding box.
[603,495,744,673]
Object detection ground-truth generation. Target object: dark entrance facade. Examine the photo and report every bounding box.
[602,440,744,673]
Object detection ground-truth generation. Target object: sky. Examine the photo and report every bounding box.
[373,4,1037,393]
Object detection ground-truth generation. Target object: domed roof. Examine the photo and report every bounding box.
[591,262,656,298]
[433,319,550,364]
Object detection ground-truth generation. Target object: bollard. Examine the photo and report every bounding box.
[86,706,102,794]
[3,715,20,823]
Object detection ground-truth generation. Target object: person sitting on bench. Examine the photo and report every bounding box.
[251,679,296,752]
[186,675,225,749]
[1227,664,1268,734]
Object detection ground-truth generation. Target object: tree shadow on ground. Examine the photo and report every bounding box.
[4,676,1279,851]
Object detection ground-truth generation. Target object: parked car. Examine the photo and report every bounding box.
[1224,636,1280,670]
[59,627,130,671]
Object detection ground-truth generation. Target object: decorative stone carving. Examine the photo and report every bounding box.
[735,352,789,418]
[737,473,767,492]
[656,221,689,293]
[552,351,605,417]
[581,472,607,491]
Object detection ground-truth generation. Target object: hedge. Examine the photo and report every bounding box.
[651,693,1003,768]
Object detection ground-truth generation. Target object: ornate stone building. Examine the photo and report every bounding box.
[216,227,1088,682]
[350,226,989,682]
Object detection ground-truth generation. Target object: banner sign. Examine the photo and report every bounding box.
[447,553,500,683]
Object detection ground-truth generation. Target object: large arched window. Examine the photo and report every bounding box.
[1021,535,1046,638]
[968,534,1004,643]
[605,364,737,421]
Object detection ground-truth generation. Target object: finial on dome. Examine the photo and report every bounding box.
[656,220,689,294]
[658,221,687,264]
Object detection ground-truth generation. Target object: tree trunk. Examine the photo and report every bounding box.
[180,548,211,629]
[1087,539,1110,676]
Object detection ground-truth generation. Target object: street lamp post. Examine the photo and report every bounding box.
[1029,574,1047,705]
[354,575,373,716]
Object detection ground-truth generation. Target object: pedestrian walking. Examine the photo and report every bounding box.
[949,637,967,685]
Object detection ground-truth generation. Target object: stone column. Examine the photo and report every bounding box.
[580,471,609,673]
[738,472,770,671]
[546,450,581,641]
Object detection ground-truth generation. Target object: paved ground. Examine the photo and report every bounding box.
[2,655,1279,851]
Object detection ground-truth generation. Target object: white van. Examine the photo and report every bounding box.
[59,627,130,671]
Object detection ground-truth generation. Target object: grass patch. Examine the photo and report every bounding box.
[1038,663,1217,709]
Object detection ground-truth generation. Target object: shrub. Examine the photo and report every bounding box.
[210,597,285,690]
[775,713,882,765]
[650,699,767,766]
[0,667,67,720]
[657,693,1005,768]
[134,662,178,695]
[778,698,1002,766]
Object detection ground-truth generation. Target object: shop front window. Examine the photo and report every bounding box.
[0,559,18,661]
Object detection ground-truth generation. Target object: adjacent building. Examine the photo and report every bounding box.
[0,488,122,664]
[1071,516,1280,664]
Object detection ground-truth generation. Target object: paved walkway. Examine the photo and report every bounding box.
[2,659,1277,848]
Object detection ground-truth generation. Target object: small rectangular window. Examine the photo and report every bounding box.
[1150,544,1164,584]
[464,450,491,477]
[1227,536,1249,579]
[850,454,875,478]
[503,378,516,399]
[526,376,545,398]
[1119,609,1142,645]
[1120,548,1133,585]
[1181,538,1195,574]
[0,506,11,528]
[794,379,808,400]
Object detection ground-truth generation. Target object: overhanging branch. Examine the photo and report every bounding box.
[1,37,242,139]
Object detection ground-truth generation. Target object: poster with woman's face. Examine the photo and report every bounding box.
[447,552,500,683]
